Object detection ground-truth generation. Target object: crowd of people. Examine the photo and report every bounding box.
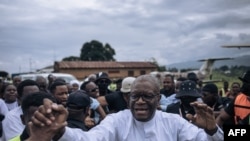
[0,69,249,141]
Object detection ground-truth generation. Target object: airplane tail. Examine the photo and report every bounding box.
[197,57,233,80]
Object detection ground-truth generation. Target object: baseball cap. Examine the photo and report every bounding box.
[120,77,136,93]
[66,90,91,109]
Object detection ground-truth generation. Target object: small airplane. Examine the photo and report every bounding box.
[150,57,233,83]
[221,45,250,49]
[188,57,233,81]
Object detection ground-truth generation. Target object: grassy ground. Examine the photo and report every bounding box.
[204,70,242,90]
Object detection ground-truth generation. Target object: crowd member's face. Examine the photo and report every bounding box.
[180,96,197,115]
[231,83,240,95]
[53,85,68,106]
[66,83,73,94]
[4,84,17,103]
[48,75,56,83]
[163,76,174,90]
[202,91,217,108]
[86,82,99,98]
[36,77,48,92]
[97,79,110,90]
[175,81,182,93]
[129,79,160,122]
[71,83,79,92]
[13,77,22,87]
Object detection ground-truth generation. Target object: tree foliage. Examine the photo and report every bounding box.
[219,65,229,72]
[149,57,166,71]
[62,40,116,61]
[62,56,80,61]
[80,40,116,61]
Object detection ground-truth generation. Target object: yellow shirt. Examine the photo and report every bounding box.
[9,135,20,141]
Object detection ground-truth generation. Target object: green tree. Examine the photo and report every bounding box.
[80,40,116,61]
[62,56,80,61]
[149,57,166,71]
[219,65,229,72]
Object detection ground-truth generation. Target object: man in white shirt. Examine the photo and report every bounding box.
[0,99,8,116]
[0,99,8,140]
[28,74,224,141]
[2,80,39,141]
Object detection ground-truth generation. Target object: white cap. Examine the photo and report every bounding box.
[120,77,136,93]
[70,80,80,86]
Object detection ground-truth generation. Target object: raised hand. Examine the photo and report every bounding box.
[30,98,68,139]
[186,102,218,135]
[26,121,55,141]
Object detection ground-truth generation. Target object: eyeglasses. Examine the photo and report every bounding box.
[129,93,159,101]
[89,87,99,92]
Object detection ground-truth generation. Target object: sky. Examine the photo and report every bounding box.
[1,0,250,74]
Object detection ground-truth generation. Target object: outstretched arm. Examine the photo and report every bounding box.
[216,109,231,128]
[96,105,107,120]
[186,102,219,135]
[97,96,108,106]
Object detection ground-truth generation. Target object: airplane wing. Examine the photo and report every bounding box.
[198,57,233,62]
[222,45,250,49]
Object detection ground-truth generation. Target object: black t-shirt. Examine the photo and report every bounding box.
[224,98,235,117]
[166,102,195,121]
[67,118,88,131]
[223,98,237,125]
[105,91,128,113]
[220,97,233,108]
[166,102,180,115]
[160,88,175,98]
[20,127,29,141]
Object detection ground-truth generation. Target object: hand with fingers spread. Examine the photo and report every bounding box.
[186,101,218,135]
[30,98,68,140]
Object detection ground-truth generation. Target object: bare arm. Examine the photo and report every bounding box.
[214,108,224,118]
[216,109,231,128]
[96,105,106,120]
[186,102,219,135]
[97,96,108,106]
